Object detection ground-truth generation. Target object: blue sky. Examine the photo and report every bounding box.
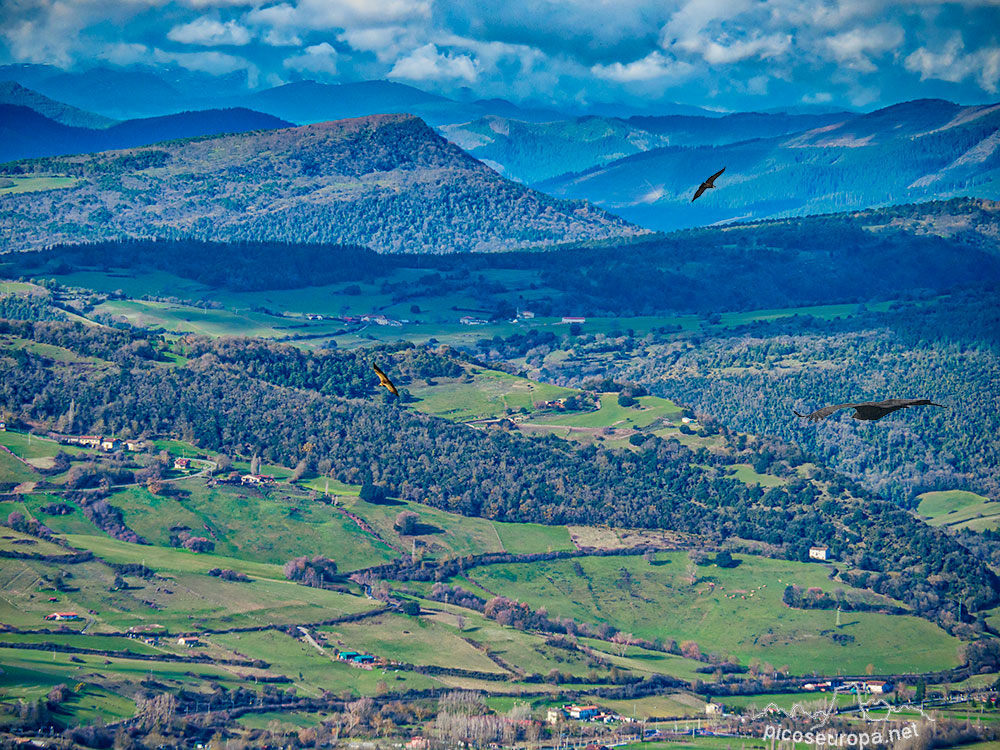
[1,0,998,111]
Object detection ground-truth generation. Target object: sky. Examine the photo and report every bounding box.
[1,0,999,111]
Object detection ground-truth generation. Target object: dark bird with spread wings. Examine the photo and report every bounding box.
[692,167,725,202]
[794,398,947,423]
[372,362,399,398]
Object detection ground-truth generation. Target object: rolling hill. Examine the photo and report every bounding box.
[0,81,116,129]
[0,113,645,253]
[0,104,291,163]
[539,98,1000,231]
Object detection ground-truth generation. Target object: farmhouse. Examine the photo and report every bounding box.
[101,438,121,451]
[241,474,276,485]
[809,545,829,561]
[44,612,81,621]
[174,458,191,470]
[58,435,102,449]
[865,680,893,694]
[566,705,600,720]
[705,703,724,715]
[459,316,489,325]
[546,708,562,725]
[561,316,586,324]
[177,637,202,647]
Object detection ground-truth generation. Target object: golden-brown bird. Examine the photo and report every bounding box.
[372,362,399,397]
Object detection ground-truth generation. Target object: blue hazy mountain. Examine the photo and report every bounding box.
[0,81,117,129]
[539,98,1000,231]
[0,104,292,163]
[236,80,566,126]
[442,111,860,184]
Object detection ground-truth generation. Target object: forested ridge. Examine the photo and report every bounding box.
[0,113,643,254]
[6,198,997,312]
[0,319,995,631]
[476,289,1000,507]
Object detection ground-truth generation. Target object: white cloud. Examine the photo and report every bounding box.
[825,24,904,72]
[695,33,792,64]
[152,47,259,84]
[388,43,477,82]
[591,51,694,82]
[905,34,1000,92]
[98,42,152,65]
[338,26,412,63]
[167,17,252,46]
[246,0,429,35]
[284,41,339,74]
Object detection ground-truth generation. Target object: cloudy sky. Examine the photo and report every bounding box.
[1,0,999,111]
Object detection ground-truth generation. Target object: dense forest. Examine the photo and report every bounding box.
[5,197,997,311]
[0,319,995,632]
[472,289,1000,506]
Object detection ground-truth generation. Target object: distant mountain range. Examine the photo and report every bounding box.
[539,98,1000,231]
[440,111,860,184]
[0,113,645,253]
[0,104,291,163]
[0,81,117,129]
[0,65,567,125]
[440,116,671,183]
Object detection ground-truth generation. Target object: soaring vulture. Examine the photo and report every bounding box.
[794,398,947,423]
[692,167,726,202]
[372,362,399,398]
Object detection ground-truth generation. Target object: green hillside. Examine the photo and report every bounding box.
[0,114,645,254]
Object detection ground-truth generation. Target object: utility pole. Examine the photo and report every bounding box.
[836,606,841,627]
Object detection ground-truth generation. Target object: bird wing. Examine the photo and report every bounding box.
[705,166,726,185]
[877,398,946,409]
[794,403,860,423]
[372,362,399,397]
[691,184,708,202]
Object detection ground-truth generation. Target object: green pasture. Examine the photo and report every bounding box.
[464,553,961,675]
[207,630,442,698]
[106,480,396,570]
[409,368,577,422]
[341,493,573,558]
[729,464,788,488]
[0,176,80,195]
[917,490,1000,531]
[0,544,378,633]
[321,611,505,674]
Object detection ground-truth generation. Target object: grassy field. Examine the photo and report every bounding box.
[464,553,961,675]
[0,176,80,195]
[409,368,576,422]
[320,611,506,674]
[341,493,573,558]
[107,480,397,570]
[729,464,788,488]
[0,547,378,634]
[207,629,442,698]
[917,490,1000,531]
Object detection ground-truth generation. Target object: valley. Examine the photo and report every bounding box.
[0,63,998,750]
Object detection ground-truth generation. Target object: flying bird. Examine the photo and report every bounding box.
[372,362,399,398]
[794,399,947,423]
[692,167,725,202]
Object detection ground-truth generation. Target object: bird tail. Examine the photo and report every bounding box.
[793,410,806,418]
